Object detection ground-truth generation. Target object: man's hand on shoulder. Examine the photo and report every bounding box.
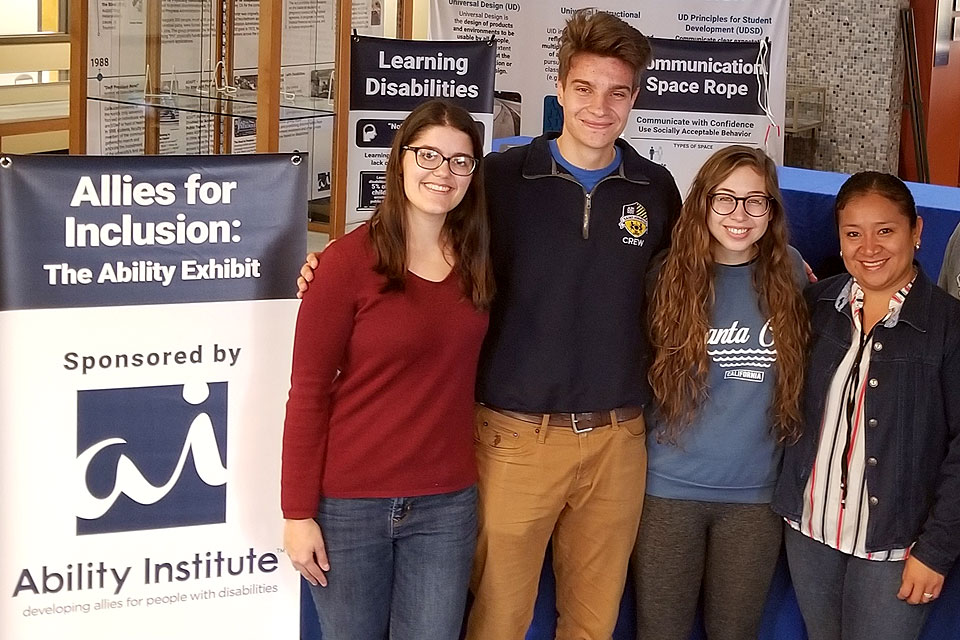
[296,236,341,297]
[297,252,322,298]
[804,260,817,284]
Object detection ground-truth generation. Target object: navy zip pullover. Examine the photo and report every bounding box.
[476,133,682,413]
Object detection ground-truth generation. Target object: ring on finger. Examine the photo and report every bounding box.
[922,592,935,600]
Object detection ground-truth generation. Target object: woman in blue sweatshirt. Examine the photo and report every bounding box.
[633,145,810,640]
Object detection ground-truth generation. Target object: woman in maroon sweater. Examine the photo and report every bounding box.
[281,100,493,639]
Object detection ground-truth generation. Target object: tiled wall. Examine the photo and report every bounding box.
[786,0,909,173]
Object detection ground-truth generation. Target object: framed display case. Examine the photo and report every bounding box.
[71,0,395,233]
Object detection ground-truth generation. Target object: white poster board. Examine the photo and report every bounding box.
[429,1,789,194]
[0,154,307,640]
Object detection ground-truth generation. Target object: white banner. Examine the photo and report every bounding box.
[0,154,306,639]
[1,304,298,639]
[429,1,789,194]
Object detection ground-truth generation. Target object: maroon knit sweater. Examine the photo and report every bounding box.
[281,224,488,518]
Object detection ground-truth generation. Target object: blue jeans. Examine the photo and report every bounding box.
[308,485,477,640]
[784,525,932,640]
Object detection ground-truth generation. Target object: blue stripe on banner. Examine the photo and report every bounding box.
[0,154,307,310]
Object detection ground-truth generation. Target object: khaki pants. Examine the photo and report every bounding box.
[465,405,647,640]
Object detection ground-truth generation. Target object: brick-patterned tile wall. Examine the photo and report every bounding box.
[786,0,908,173]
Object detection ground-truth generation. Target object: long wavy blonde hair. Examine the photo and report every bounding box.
[648,146,809,444]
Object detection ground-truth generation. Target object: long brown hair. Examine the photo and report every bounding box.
[369,99,494,309]
[648,145,809,443]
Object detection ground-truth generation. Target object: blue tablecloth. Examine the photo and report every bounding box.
[300,544,960,639]
[522,545,960,640]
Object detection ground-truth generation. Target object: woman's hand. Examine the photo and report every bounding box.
[283,518,330,586]
[897,555,944,605]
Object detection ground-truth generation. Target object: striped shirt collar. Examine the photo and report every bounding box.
[834,273,917,330]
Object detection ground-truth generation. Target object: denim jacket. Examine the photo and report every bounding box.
[772,266,960,575]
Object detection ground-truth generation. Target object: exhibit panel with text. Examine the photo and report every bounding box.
[429,0,788,194]
[0,154,306,639]
[346,35,496,227]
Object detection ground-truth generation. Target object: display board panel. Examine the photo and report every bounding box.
[345,35,496,227]
[429,1,789,194]
[0,153,306,639]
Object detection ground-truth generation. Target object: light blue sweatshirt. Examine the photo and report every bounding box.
[645,249,805,503]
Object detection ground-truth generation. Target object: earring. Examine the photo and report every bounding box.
[839,250,843,258]
[915,242,921,250]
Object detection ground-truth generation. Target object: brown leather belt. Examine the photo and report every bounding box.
[490,406,643,433]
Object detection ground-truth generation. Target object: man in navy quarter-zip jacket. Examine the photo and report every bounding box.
[464,11,681,640]
[297,11,681,640]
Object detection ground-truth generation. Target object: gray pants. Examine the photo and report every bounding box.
[632,495,782,640]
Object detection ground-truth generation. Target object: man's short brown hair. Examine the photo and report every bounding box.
[557,10,651,89]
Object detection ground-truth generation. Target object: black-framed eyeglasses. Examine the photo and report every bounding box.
[403,146,478,176]
[708,193,772,217]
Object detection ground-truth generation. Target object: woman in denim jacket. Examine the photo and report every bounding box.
[772,172,960,640]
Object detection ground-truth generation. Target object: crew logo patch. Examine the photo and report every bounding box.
[619,202,649,239]
[75,382,228,535]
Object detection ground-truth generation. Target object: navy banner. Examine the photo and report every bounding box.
[345,36,496,227]
[350,35,496,113]
[0,154,306,310]
[636,38,767,115]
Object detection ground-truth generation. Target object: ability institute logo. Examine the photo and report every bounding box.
[75,382,228,535]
